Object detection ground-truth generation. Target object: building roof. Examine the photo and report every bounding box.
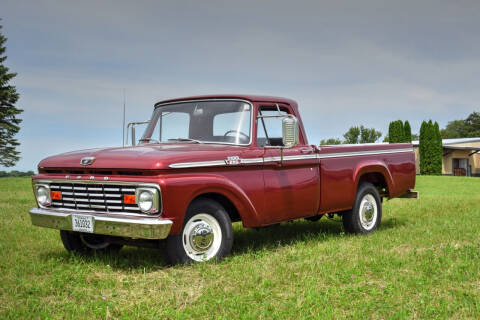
[443,145,480,151]
[412,137,480,146]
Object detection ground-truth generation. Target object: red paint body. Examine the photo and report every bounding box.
[34,95,416,234]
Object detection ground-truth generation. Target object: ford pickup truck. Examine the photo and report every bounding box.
[29,95,417,264]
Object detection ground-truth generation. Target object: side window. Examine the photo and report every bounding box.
[153,112,190,142]
[257,108,288,147]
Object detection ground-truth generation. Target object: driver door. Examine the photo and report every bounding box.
[257,105,320,224]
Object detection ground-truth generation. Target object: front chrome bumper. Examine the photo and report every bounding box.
[29,208,173,239]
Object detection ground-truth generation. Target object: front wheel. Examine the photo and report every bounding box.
[165,199,233,265]
[342,182,382,234]
[60,230,123,254]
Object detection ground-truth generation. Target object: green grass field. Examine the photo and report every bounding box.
[0,176,479,319]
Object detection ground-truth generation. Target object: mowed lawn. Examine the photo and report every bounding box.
[0,176,479,319]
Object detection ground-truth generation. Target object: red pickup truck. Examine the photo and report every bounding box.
[30,95,416,264]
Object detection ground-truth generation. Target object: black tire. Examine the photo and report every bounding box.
[165,198,233,265]
[60,230,123,254]
[342,182,382,234]
[305,215,323,222]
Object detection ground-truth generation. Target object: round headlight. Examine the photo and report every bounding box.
[138,190,154,212]
[35,185,51,206]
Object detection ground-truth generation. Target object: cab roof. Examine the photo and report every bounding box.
[154,94,298,108]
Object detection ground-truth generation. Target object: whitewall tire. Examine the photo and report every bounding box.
[165,199,233,265]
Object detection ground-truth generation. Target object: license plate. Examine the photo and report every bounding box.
[72,214,94,233]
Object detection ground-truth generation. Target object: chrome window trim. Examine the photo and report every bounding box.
[168,147,414,169]
[32,179,163,217]
[149,98,255,147]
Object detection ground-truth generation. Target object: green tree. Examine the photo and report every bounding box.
[404,120,412,142]
[388,122,395,143]
[419,120,443,175]
[426,120,435,174]
[320,138,342,145]
[342,126,382,144]
[343,126,360,144]
[433,122,442,175]
[0,22,22,167]
[388,120,405,143]
[359,126,382,143]
[440,111,480,138]
[419,121,427,174]
[464,112,480,137]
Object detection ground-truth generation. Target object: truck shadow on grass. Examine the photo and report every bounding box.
[39,217,404,270]
[231,216,403,255]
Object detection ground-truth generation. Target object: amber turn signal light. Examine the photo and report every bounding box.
[51,191,62,200]
[123,194,136,204]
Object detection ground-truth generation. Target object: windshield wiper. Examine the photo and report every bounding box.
[167,138,202,144]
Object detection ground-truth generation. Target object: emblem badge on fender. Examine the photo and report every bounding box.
[225,156,240,165]
[80,156,95,166]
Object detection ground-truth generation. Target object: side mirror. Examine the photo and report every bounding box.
[282,115,299,148]
[125,121,150,146]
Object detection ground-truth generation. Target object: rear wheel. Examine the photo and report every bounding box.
[305,215,323,222]
[342,182,382,234]
[165,199,233,265]
[60,231,123,254]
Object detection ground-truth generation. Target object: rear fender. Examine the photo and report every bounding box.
[353,161,394,198]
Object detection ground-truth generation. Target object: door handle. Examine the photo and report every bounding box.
[300,148,314,154]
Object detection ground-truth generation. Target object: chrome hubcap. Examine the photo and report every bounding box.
[182,213,222,262]
[359,194,378,230]
[190,223,214,252]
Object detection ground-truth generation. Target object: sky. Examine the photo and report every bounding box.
[1,0,480,171]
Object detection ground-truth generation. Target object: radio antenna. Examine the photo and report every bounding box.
[122,89,126,147]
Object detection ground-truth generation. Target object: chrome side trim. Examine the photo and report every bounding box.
[240,158,264,164]
[263,154,318,162]
[317,147,413,159]
[168,147,414,169]
[169,160,228,169]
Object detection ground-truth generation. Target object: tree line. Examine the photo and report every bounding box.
[319,112,480,176]
[320,126,382,145]
[441,112,480,139]
[0,170,34,178]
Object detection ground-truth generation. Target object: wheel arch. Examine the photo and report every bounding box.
[354,162,394,198]
[163,174,260,234]
[190,192,242,224]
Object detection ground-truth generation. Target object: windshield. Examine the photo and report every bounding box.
[140,100,252,145]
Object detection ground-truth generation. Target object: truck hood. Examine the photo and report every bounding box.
[38,144,248,170]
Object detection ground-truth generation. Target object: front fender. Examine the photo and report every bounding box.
[161,173,261,234]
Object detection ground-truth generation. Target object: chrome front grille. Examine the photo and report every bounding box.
[50,182,142,213]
